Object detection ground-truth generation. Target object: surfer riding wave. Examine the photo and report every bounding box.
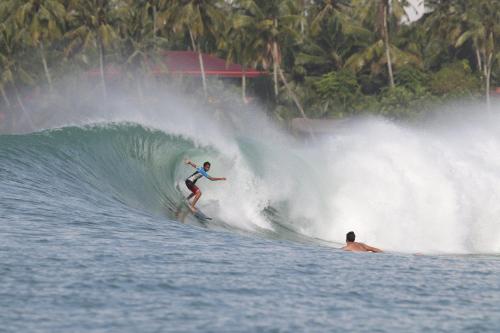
[184,159,226,212]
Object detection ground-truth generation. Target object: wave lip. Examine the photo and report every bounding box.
[3,110,500,254]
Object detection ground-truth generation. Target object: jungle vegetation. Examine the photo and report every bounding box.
[0,0,499,127]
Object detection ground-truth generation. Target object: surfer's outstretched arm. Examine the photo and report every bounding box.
[208,176,226,181]
[185,159,197,169]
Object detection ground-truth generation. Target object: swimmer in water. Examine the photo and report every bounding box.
[342,231,383,253]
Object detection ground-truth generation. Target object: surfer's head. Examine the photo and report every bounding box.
[203,161,211,171]
[346,231,355,243]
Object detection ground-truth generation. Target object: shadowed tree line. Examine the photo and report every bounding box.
[0,0,499,128]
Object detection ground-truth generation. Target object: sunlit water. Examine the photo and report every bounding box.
[2,206,500,332]
[2,95,500,331]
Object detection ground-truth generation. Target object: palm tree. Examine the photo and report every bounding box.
[350,0,415,88]
[232,0,302,105]
[309,0,350,37]
[117,0,171,102]
[126,0,164,51]
[8,0,66,92]
[224,14,255,102]
[65,0,119,98]
[157,0,227,97]
[0,20,36,129]
[297,0,370,76]
[0,7,13,108]
[426,0,500,108]
[225,2,281,103]
[0,49,13,109]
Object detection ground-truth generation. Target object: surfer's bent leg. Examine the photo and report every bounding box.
[185,180,197,199]
[191,191,202,210]
[185,180,201,209]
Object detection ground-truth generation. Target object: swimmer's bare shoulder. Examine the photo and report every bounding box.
[342,231,383,253]
[342,241,383,253]
[360,242,383,253]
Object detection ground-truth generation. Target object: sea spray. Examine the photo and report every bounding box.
[2,82,500,254]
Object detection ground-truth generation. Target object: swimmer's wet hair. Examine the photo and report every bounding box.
[203,161,211,167]
[346,231,355,242]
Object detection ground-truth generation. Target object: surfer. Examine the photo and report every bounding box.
[184,159,226,212]
[342,231,383,253]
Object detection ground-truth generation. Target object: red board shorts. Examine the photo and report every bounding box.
[185,180,200,194]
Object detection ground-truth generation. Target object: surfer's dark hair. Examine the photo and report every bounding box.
[346,231,355,242]
[203,161,211,168]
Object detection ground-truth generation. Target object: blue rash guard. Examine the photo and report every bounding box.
[186,167,210,184]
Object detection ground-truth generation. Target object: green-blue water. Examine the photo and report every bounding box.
[2,123,500,332]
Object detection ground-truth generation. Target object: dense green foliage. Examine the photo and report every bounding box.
[0,0,499,129]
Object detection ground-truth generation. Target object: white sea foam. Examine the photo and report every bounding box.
[20,81,500,254]
[289,111,500,254]
[196,103,500,254]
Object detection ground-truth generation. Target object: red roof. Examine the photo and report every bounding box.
[154,51,265,78]
[85,64,122,80]
[85,51,267,79]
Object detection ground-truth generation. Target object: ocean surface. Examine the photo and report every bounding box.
[2,102,500,332]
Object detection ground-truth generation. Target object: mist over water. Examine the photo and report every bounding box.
[4,81,500,254]
[312,113,500,253]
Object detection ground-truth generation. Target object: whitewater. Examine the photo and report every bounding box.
[2,86,500,332]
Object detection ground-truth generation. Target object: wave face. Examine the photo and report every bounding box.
[2,97,500,254]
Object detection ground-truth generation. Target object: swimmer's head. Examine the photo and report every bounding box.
[203,161,211,171]
[346,231,355,242]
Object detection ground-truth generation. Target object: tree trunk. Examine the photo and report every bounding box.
[242,65,247,103]
[382,6,395,88]
[278,67,307,119]
[189,29,208,97]
[153,6,157,50]
[485,52,493,110]
[475,48,482,72]
[1,85,13,132]
[272,18,280,96]
[39,41,53,92]
[273,41,279,96]
[13,84,34,131]
[98,39,107,99]
[1,85,11,108]
[300,0,306,35]
[197,46,208,97]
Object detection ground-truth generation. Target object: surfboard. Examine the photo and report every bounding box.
[176,182,212,221]
[193,209,212,221]
[183,201,212,221]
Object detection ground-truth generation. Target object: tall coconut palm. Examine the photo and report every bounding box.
[233,0,302,99]
[0,44,13,109]
[157,0,227,97]
[455,1,499,108]
[65,0,119,98]
[117,0,171,102]
[309,0,351,37]
[350,0,415,88]
[224,5,267,103]
[118,0,159,68]
[224,19,253,102]
[297,0,370,76]
[0,7,13,108]
[426,0,500,108]
[127,0,164,51]
[423,1,476,69]
[237,0,307,116]
[8,0,66,92]
[0,20,36,129]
